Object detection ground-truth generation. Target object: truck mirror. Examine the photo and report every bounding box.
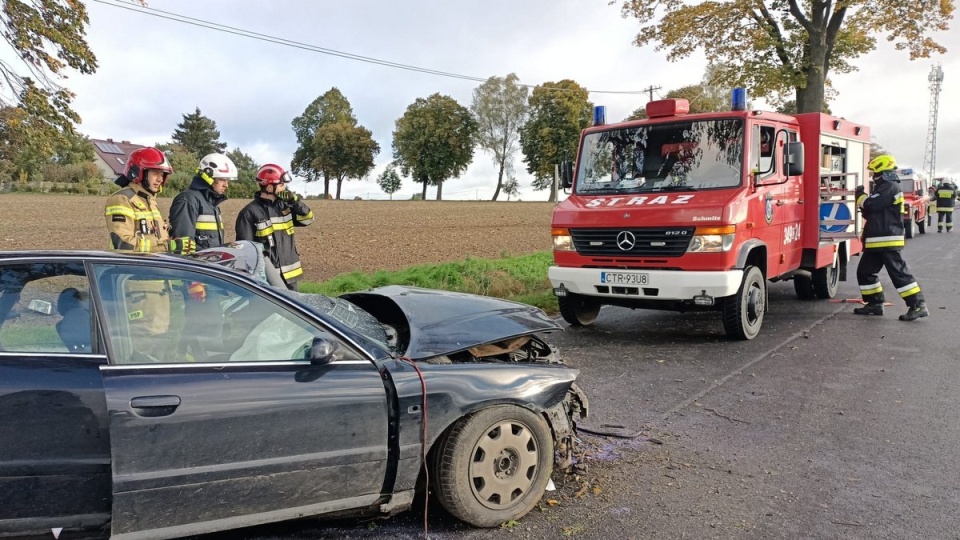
[785,141,804,176]
[560,160,573,189]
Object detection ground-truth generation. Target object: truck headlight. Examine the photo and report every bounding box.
[552,227,574,251]
[687,225,736,253]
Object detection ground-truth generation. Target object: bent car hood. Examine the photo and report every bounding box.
[342,285,561,360]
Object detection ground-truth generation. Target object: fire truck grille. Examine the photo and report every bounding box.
[570,228,695,257]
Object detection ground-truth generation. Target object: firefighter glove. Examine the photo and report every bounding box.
[855,185,865,198]
[277,190,301,203]
[168,237,196,255]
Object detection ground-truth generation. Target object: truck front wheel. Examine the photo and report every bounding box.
[722,266,765,340]
[904,216,916,239]
[557,293,601,326]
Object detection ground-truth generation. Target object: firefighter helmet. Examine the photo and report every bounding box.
[199,153,238,183]
[867,154,897,174]
[255,164,292,186]
[124,147,173,185]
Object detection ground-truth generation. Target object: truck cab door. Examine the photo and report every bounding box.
[93,263,389,540]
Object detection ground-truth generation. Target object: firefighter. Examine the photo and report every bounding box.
[927,184,938,227]
[104,147,196,361]
[235,163,314,291]
[169,153,237,249]
[853,154,928,321]
[935,177,958,232]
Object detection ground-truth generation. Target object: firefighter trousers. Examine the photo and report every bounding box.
[856,250,924,307]
[937,210,954,231]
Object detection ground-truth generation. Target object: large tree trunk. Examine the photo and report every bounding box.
[492,159,504,201]
[323,172,331,198]
[436,180,443,201]
[335,177,343,200]
[548,164,559,202]
[420,175,428,200]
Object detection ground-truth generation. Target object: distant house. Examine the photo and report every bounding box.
[90,138,145,182]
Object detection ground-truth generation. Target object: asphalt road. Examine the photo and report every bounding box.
[203,229,960,540]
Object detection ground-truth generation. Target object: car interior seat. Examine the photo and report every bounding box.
[56,288,92,353]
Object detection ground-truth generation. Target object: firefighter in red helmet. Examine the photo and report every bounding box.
[104,147,195,254]
[235,163,314,290]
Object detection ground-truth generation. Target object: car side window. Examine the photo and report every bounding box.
[93,263,361,365]
[0,263,93,354]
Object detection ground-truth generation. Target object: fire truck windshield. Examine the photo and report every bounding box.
[575,119,744,194]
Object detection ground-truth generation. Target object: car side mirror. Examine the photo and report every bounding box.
[560,160,573,189]
[309,337,340,365]
[785,141,804,177]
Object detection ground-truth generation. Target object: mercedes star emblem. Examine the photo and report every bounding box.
[616,231,636,251]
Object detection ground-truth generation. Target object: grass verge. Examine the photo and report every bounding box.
[299,251,559,313]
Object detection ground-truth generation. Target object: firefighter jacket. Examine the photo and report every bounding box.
[104,182,172,252]
[235,193,314,285]
[169,174,228,250]
[857,171,905,251]
[935,182,957,211]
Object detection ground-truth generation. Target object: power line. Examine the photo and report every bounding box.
[90,0,653,95]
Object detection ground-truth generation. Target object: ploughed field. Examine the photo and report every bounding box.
[0,195,556,281]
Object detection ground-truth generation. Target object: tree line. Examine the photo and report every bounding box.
[0,1,953,200]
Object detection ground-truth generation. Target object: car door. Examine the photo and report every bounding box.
[0,261,111,535]
[91,262,389,540]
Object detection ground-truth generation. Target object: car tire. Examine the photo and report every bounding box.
[722,266,765,340]
[812,258,840,299]
[557,293,600,326]
[433,405,553,527]
[793,274,816,300]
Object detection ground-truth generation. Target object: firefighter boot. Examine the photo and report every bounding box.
[899,302,929,321]
[853,303,884,316]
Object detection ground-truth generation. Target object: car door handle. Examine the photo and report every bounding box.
[130,395,181,417]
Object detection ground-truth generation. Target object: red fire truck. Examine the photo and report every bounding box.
[895,168,930,238]
[549,94,870,340]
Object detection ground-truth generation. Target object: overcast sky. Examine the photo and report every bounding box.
[64,0,959,200]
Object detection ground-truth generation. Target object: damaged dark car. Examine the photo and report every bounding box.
[0,245,588,540]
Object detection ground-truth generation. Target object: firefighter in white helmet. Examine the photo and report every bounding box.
[169,153,238,250]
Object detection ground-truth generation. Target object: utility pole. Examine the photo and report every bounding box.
[922,64,944,182]
[641,85,662,102]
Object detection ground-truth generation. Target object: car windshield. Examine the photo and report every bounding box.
[575,119,744,194]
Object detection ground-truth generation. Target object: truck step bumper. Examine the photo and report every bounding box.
[548,267,745,301]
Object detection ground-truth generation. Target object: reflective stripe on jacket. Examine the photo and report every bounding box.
[936,182,957,211]
[857,172,905,251]
[235,193,313,284]
[104,183,171,252]
[169,175,227,250]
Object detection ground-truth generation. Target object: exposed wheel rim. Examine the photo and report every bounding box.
[746,281,764,325]
[468,419,539,511]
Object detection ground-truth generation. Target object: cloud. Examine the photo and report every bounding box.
[69,0,960,200]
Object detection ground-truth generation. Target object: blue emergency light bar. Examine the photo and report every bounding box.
[731,88,747,111]
[901,168,914,175]
[593,105,606,126]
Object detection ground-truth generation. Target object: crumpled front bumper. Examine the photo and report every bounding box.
[543,382,589,469]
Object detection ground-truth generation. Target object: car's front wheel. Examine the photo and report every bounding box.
[433,405,553,527]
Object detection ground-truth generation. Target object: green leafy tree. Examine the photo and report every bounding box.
[52,130,93,165]
[1,0,98,149]
[377,163,402,200]
[519,80,592,202]
[311,121,380,200]
[226,147,260,199]
[617,1,954,113]
[171,107,227,157]
[869,140,888,162]
[471,73,529,201]
[291,88,356,197]
[392,93,478,201]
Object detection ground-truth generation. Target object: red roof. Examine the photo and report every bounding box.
[90,138,146,176]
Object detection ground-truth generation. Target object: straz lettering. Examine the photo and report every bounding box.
[585,194,695,208]
[784,223,801,245]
